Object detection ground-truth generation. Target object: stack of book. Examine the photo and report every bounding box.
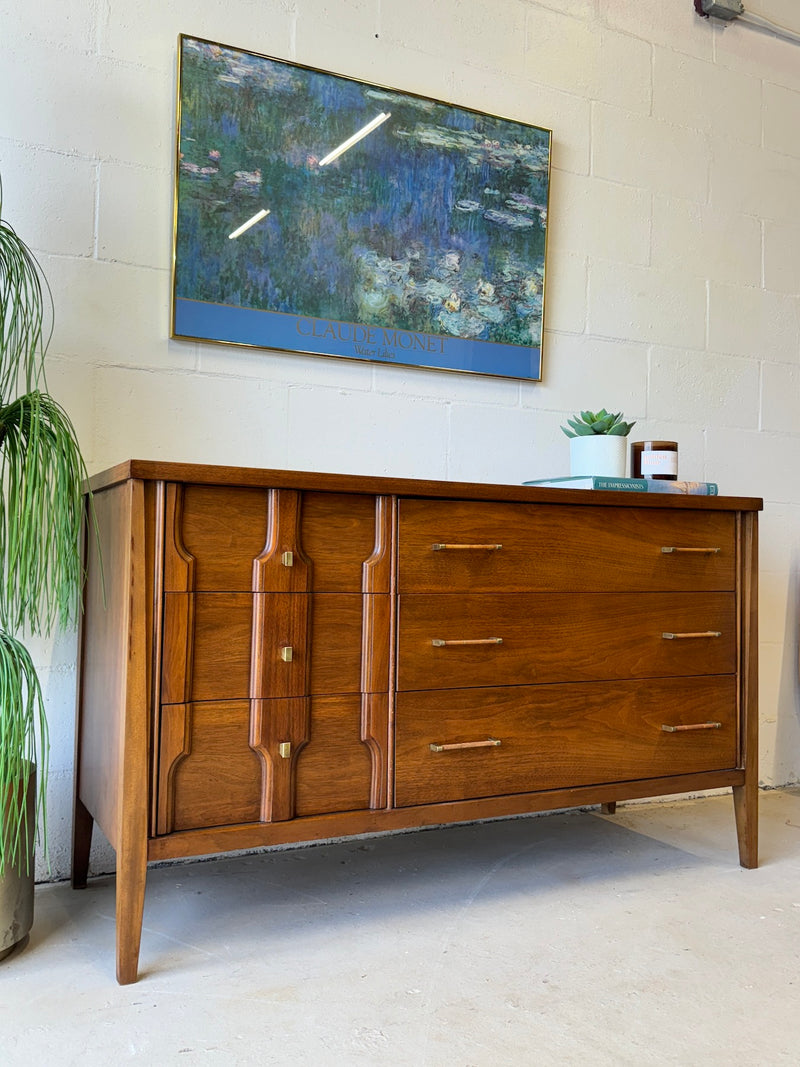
[524,476,719,495]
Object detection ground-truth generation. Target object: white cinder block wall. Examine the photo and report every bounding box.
[1,0,799,881]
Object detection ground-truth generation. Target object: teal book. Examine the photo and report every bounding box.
[524,475,719,495]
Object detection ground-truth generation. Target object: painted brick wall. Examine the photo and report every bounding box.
[1,0,798,880]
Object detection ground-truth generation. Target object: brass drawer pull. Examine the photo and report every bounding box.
[661,546,721,554]
[430,737,502,752]
[662,631,722,640]
[279,645,294,662]
[431,542,502,551]
[431,637,503,647]
[662,722,722,732]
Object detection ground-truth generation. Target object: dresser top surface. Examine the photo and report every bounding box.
[87,459,762,512]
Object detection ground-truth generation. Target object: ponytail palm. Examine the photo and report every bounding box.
[0,175,90,874]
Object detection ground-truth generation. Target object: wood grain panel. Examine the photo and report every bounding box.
[252,489,311,594]
[160,593,195,704]
[397,592,736,690]
[361,692,390,809]
[76,482,130,847]
[251,593,369,697]
[308,594,364,694]
[361,594,391,694]
[395,677,738,806]
[166,701,263,831]
[156,703,191,835]
[175,484,270,591]
[166,593,253,699]
[398,500,736,593]
[361,495,393,694]
[294,695,373,816]
[76,479,154,852]
[249,697,311,822]
[361,495,393,595]
[162,483,195,592]
[162,592,371,702]
[251,592,309,700]
[300,492,385,591]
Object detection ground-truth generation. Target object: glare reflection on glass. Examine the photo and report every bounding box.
[318,112,391,168]
[228,208,270,240]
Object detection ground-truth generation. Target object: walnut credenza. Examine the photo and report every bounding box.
[72,461,761,983]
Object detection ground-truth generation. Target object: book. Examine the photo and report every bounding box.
[524,475,719,495]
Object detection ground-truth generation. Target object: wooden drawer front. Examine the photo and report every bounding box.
[162,593,369,703]
[252,593,368,700]
[159,701,264,832]
[395,677,738,807]
[162,592,252,704]
[294,695,373,817]
[157,696,375,833]
[397,499,736,593]
[170,484,270,591]
[165,485,387,592]
[397,592,736,690]
[300,492,390,592]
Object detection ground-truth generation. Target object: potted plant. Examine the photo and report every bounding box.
[0,174,90,960]
[561,408,636,478]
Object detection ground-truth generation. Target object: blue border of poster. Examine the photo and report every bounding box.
[173,299,541,380]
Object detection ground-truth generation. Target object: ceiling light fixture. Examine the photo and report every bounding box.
[228,208,270,240]
[318,112,391,167]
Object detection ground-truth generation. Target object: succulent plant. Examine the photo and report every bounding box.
[561,408,636,438]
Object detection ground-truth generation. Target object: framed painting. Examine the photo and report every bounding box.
[171,34,551,381]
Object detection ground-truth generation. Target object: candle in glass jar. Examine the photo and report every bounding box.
[631,440,678,480]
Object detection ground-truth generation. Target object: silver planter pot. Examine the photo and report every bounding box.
[0,770,35,962]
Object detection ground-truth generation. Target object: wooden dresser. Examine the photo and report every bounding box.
[72,461,761,983]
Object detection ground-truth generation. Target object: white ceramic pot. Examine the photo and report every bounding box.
[569,434,627,478]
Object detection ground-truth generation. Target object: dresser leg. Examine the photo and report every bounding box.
[71,798,94,890]
[600,802,617,815]
[732,783,758,869]
[115,844,148,984]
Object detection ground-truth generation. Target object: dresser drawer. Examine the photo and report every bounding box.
[397,592,736,690]
[394,677,738,806]
[161,592,367,702]
[397,499,735,593]
[157,695,374,833]
[165,485,385,592]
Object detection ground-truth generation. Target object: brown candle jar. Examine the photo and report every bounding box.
[631,440,678,480]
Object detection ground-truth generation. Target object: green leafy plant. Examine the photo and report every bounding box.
[0,174,90,875]
[561,408,636,438]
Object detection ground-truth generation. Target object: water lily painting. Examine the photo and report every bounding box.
[172,35,551,381]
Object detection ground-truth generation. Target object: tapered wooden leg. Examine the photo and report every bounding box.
[115,841,148,984]
[600,802,617,815]
[732,782,758,869]
[71,797,94,889]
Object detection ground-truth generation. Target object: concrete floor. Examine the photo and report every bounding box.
[2,789,799,1066]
